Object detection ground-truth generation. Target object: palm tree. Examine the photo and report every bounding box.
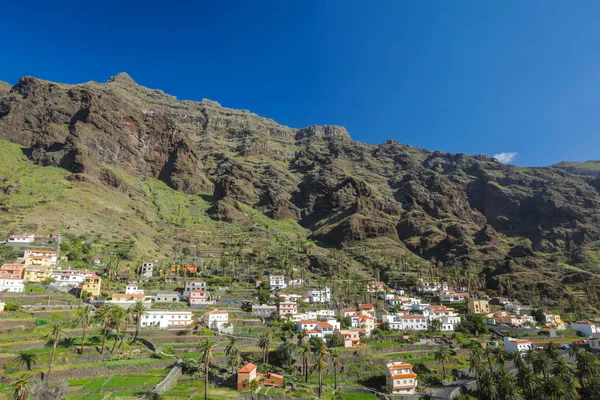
[257,332,274,364]
[225,336,238,357]
[575,350,599,390]
[227,348,243,374]
[76,305,94,355]
[299,341,311,383]
[12,375,30,400]
[530,351,552,379]
[129,301,147,343]
[109,307,127,354]
[311,352,326,398]
[497,367,523,400]
[14,353,37,371]
[199,338,216,400]
[476,369,498,400]
[94,303,115,354]
[435,344,452,377]
[329,348,340,390]
[45,323,64,382]
[515,362,535,400]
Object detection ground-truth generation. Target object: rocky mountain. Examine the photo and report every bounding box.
[553,160,600,177]
[1,73,599,305]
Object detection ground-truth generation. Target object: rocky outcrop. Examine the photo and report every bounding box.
[1,72,600,304]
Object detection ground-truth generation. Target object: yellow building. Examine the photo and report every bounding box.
[23,266,53,282]
[467,299,490,314]
[25,256,54,268]
[83,275,102,296]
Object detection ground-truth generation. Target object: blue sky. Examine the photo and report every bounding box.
[1,1,599,166]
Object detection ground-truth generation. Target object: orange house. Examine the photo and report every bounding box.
[237,363,258,390]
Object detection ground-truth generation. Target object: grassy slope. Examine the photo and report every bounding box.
[0,140,309,258]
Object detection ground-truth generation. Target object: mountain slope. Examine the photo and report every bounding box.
[553,160,600,177]
[1,73,599,305]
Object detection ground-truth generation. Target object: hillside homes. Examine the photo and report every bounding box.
[204,309,231,333]
[140,310,192,328]
[386,362,418,395]
[439,290,469,303]
[503,337,532,354]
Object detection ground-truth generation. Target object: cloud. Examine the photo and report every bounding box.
[493,152,518,164]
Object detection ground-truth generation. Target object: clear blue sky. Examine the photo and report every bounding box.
[1,1,599,166]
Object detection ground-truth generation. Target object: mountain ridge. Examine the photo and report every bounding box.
[1,72,599,306]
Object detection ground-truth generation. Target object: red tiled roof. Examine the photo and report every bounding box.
[238,363,257,373]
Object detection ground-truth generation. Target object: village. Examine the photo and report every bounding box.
[0,232,599,400]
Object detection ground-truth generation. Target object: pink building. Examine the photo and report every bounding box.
[189,289,209,306]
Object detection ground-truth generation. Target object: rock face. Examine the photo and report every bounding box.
[1,73,600,302]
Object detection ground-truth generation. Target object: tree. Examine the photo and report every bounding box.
[458,314,487,335]
[575,349,599,390]
[76,305,94,355]
[12,375,29,400]
[128,301,147,343]
[327,333,343,348]
[298,341,311,383]
[257,332,274,364]
[429,319,442,333]
[14,353,37,371]
[94,304,115,354]
[225,336,238,357]
[227,348,243,374]
[199,338,216,400]
[329,348,341,390]
[45,323,64,382]
[434,345,452,378]
[311,352,326,398]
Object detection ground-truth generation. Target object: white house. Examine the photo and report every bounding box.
[204,309,230,332]
[278,301,297,316]
[183,281,207,297]
[386,362,418,395]
[439,290,469,303]
[252,304,277,317]
[125,284,144,295]
[51,269,92,286]
[503,337,532,354]
[0,275,25,293]
[269,274,287,290]
[24,249,57,265]
[297,320,318,331]
[140,262,154,278]
[288,278,304,287]
[140,310,193,328]
[107,293,152,308]
[309,287,331,303]
[571,321,598,337]
[7,234,35,245]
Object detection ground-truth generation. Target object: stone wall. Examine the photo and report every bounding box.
[147,361,184,398]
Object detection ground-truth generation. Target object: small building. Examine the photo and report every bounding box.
[24,255,53,268]
[251,304,277,317]
[269,274,287,290]
[237,363,284,391]
[204,309,230,332]
[237,363,258,390]
[309,287,331,303]
[24,249,57,265]
[189,289,209,306]
[0,273,25,293]
[82,275,102,296]
[297,320,318,331]
[467,299,490,314]
[23,266,53,282]
[0,302,5,312]
[315,321,335,336]
[503,337,532,354]
[140,262,154,278]
[334,329,361,347]
[51,269,91,286]
[140,310,193,328]
[278,301,297,316]
[7,234,35,245]
[155,293,180,302]
[543,313,564,328]
[125,284,144,295]
[386,361,418,395]
[108,293,151,308]
[367,281,385,293]
[439,290,469,303]
[0,264,26,279]
[571,321,598,337]
[183,281,207,298]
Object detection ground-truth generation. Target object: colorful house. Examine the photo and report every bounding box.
[386,362,418,395]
